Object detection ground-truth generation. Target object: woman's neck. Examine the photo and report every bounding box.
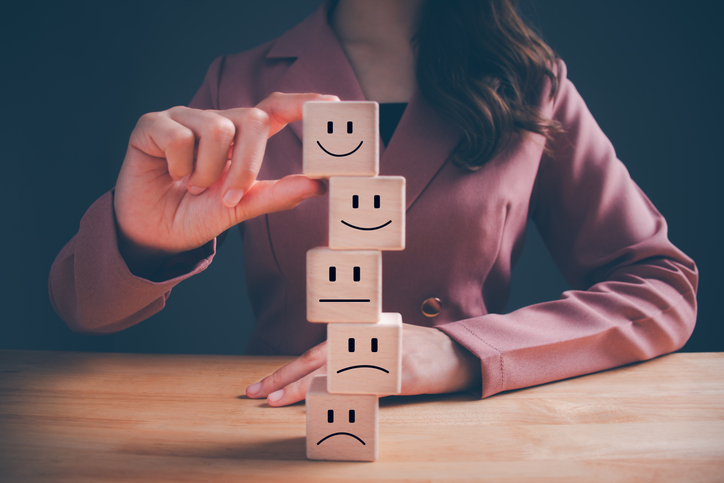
[330,0,424,103]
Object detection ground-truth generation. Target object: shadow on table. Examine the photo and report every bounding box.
[119,436,307,461]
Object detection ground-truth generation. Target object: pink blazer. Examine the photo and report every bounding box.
[49,5,698,398]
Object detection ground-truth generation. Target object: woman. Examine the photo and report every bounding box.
[49,0,697,406]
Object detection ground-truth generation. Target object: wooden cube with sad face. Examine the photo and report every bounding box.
[306,375,378,462]
[327,313,402,395]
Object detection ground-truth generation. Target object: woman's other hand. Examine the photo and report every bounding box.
[245,324,482,406]
[114,92,338,275]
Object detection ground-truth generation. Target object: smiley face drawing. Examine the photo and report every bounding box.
[306,375,378,461]
[329,176,406,250]
[327,313,402,395]
[302,101,379,179]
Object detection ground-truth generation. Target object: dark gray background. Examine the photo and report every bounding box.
[1,1,721,354]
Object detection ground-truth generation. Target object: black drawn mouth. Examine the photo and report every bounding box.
[317,140,363,157]
[317,432,366,445]
[341,220,392,231]
[337,365,389,374]
[319,299,370,303]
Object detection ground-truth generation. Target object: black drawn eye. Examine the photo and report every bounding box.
[353,266,360,282]
[327,121,333,134]
[348,338,355,352]
[374,195,380,209]
[347,121,353,134]
[349,409,355,423]
[328,409,334,423]
[352,195,359,209]
[329,266,336,282]
[371,338,378,352]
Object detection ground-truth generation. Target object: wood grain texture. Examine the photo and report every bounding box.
[306,247,382,323]
[329,176,406,250]
[303,101,379,179]
[306,375,378,461]
[1,350,723,481]
[327,313,402,395]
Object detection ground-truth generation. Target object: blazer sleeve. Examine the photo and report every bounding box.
[437,62,698,398]
[48,57,225,334]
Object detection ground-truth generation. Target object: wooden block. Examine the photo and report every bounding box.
[303,101,379,179]
[306,375,378,462]
[329,176,406,250]
[327,313,402,395]
[306,247,381,323]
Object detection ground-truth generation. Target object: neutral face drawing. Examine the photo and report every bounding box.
[327,313,403,395]
[302,101,379,179]
[329,176,406,250]
[306,248,381,323]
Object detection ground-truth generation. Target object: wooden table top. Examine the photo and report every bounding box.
[0,350,722,482]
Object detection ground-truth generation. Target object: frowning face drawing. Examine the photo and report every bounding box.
[302,101,379,178]
[306,376,378,462]
[329,176,406,250]
[327,313,402,395]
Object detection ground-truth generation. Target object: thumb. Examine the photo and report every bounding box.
[231,174,326,223]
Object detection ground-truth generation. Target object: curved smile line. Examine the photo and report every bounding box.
[317,140,363,157]
[337,365,389,374]
[317,432,366,445]
[341,220,392,231]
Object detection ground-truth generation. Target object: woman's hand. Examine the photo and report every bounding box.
[245,324,482,406]
[114,92,338,275]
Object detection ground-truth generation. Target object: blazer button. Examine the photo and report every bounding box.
[421,297,442,317]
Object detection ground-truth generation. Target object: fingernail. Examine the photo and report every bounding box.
[223,189,244,207]
[188,185,206,195]
[247,382,262,395]
[268,389,284,403]
[318,95,339,101]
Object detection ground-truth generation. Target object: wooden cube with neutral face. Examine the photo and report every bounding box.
[327,313,402,395]
[306,375,378,462]
[303,101,379,179]
[307,247,381,323]
[329,176,406,250]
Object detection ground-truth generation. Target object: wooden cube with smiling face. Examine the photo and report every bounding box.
[302,101,379,179]
[329,176,406,251]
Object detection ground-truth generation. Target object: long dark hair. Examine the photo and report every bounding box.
[415,0,560,170]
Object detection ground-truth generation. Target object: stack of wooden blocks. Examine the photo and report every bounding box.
[302,101,406,462]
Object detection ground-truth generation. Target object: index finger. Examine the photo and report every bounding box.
[245,341,327,399]
[255,92,340,138]
[218,92,339,205]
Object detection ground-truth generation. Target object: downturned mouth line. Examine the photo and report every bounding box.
[341,220,392,231]
[317,140,363,157]
[317,432,366,445]
[337,365,389,374]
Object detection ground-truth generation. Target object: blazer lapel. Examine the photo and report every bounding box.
[266,3,462,209]
[266,4,366,144]
[381,90,462,210]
